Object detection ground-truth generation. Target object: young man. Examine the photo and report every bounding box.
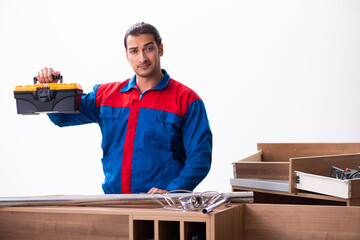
[37,22,212,194]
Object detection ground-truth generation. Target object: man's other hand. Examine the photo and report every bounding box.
[147,187,169,194]
[36,67,61,84]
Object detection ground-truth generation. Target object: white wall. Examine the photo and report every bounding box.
[1,0,360,197]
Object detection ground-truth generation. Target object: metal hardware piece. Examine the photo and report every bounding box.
[152,190,230,214]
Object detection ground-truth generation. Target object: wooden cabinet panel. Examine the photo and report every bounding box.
[243,204,360,240]
[0,209,129,240]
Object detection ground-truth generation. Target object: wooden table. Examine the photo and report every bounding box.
[0,204,242,240]
[0,193,252,240]
[2,203,360,239]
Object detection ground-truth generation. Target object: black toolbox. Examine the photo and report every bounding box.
[14,76,83,115]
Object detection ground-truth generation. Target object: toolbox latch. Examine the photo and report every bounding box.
[35,87,53,102]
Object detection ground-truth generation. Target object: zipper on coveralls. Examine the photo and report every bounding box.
[139,88,153,100]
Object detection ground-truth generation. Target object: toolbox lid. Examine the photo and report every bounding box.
[14,83,83,92]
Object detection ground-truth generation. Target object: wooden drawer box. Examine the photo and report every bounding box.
[295,171,360,199]
[231,143,360,205]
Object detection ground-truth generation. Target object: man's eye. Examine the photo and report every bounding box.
[146,47,153,51]
[130,50,137,54]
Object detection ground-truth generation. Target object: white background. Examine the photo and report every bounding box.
[1,0,360,197]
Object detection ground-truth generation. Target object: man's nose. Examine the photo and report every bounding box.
[138,51,148,62]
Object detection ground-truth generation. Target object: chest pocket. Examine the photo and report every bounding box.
[98,107,128,142]
[153,111,183,149]
[99,107,122,118]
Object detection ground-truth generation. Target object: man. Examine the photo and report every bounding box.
[36,22,212,194]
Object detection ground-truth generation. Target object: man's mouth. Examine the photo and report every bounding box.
[138,63,150,69]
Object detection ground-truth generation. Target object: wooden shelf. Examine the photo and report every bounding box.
[0,205,242,240]
[2,203,360,239]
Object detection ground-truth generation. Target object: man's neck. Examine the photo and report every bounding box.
[136,71,164,94]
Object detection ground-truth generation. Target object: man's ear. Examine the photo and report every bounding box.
[159,44,164,56]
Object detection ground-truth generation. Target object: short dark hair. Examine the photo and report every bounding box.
[124,22,162,49]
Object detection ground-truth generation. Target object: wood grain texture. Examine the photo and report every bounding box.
[0,205,241,240]
[350,179,360,198]
[235,150,262,162]
[258,143,360,162]
[210,204,243,240]
[234,162,289,179]
[347,198,360,206]
[2,203,360,239]
[243,204,360,240]
[0,209,129,240]
[232,144,360,205]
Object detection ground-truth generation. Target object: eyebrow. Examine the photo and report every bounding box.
[128,41,155,51]
[143,42,154,47]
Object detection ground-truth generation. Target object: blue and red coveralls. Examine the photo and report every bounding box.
[48,69,212,194]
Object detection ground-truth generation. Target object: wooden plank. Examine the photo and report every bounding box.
[244,204,360,239]
[347,198,360,206]
[180,221,185,240]
[258,143,360,162]
[289,153,360,193]
[350,179,360,198]
[210,204,243,240]
[233,150,263,178]
[0,204,244,240]
[232,186,350,205]
[0,208,129,240]
[154,220,159,240]
[129,215,134,240]
[235,150,262,162]
[233,162,289,179]
[0,206,213,240]
[206,219,211,240]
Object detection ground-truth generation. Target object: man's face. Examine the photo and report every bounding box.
[126,34,163,79]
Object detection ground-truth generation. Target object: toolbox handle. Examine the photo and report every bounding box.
[33,75,63,84]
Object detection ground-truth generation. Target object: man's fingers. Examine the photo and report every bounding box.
[38,69,45,83]
[148,187,159,193]
[36,67,60,83]
[44,67,53,82]
[48,67,56,80]
[147,187,168,194]
[36,71,41,82]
